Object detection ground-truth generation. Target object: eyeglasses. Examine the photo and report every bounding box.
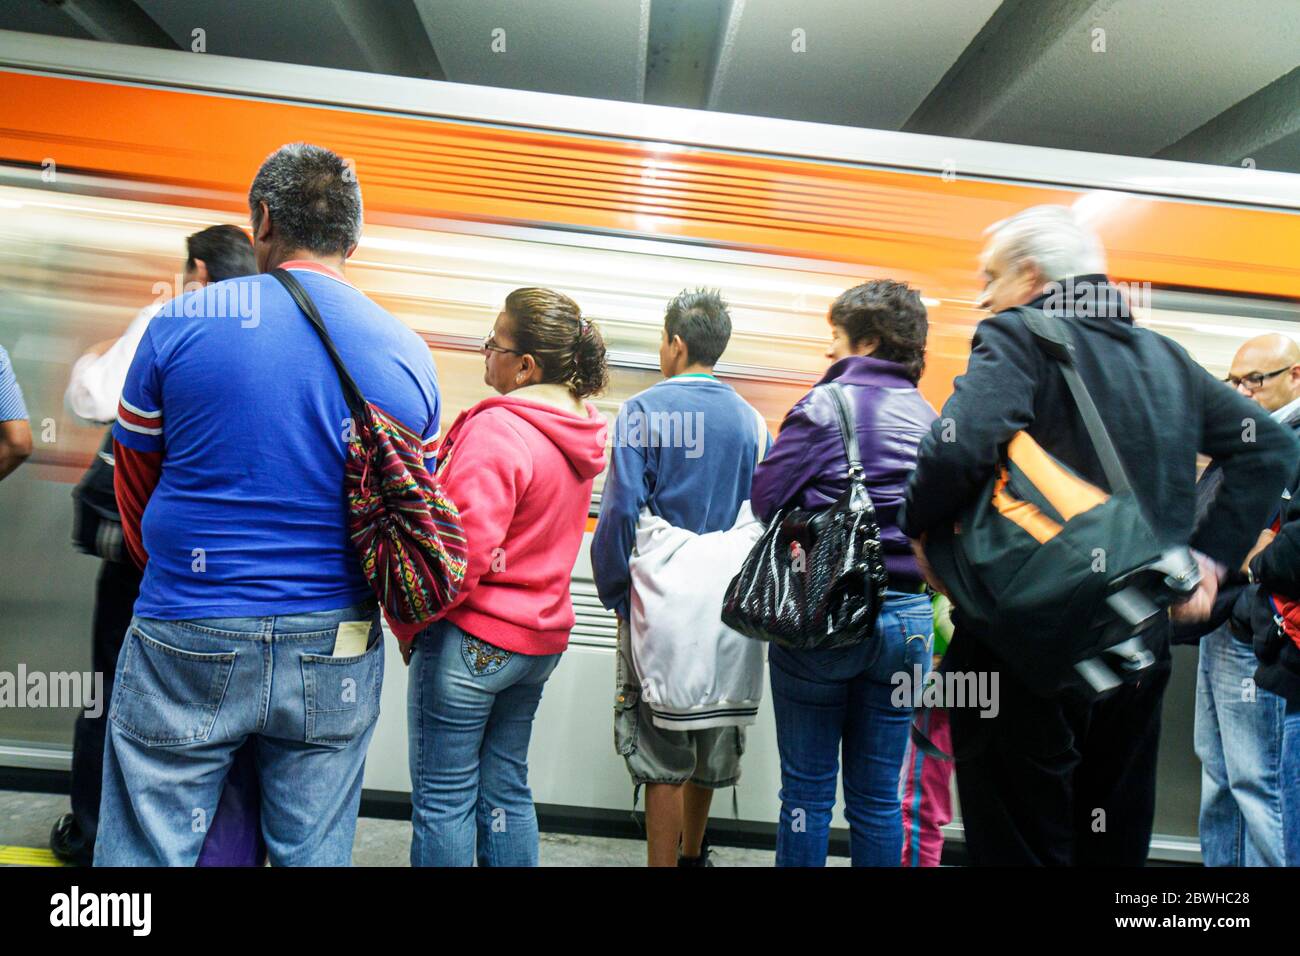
[1225,365,1293,391]
[482,334,525,357]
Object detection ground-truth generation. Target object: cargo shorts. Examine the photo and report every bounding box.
[614,619,744,788]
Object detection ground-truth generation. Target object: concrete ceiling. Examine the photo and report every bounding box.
[708,0,1004,130]
[413,0,651,100]
[906,0,1300,163]
[4,0,1298,174]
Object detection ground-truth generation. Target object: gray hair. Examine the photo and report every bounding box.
[248,143,362,256]
[986,205,1107,283]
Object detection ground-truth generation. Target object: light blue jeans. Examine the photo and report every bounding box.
[1285,700,1300,867]
[407,618,561,867]
[1195,623,1287,866]
[768,590,933,867]
[95,600,383,866]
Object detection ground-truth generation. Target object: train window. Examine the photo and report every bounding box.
[1133,289,1300,379]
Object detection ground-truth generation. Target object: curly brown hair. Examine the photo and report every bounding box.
[829,280,928,383]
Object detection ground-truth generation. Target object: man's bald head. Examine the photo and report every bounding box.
[1228,333,1300,412]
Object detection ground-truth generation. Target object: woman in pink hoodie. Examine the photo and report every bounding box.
[407,287,609,867]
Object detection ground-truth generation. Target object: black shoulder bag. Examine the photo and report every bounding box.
[71,428,127,564]
[923,307,1199,698]
[722,382,890,650]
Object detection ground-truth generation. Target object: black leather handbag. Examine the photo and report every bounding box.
[721,382,889,650]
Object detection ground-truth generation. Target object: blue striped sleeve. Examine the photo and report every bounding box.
[0,345,28,423]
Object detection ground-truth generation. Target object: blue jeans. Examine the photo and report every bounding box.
[95,600,383,866]
[1285,700,1300,867]
[1195,624,1287,866]
[768,590,933,867]
[408,619,561,867]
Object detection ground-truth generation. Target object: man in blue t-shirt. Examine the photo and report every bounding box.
[97,143,441,866]
[592,288,770,867]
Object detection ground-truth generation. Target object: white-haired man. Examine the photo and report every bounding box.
[899,205,1296,865]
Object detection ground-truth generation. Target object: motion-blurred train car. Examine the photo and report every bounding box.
[0,30,1297,861]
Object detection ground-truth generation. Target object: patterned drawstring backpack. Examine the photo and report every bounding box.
[271,269,466,636]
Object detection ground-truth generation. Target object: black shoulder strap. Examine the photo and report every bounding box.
[825,382,864,482]
[911,720,952,761]
[269,268,368,421]
[1012,305,1133,496]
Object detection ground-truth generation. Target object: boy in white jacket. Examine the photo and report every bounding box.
[592,288,770,867]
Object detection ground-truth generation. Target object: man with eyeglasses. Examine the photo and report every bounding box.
[1181,333,1300,866]
[1224,340,1300,406]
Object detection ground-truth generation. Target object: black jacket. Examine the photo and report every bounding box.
[1247,489,1300,703]
[900,275,1298,611]
[1171,408,1300,645]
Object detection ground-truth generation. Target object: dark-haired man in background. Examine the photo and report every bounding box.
[593,288,769,866]
[53,224,257,865]
[64,224,257,426]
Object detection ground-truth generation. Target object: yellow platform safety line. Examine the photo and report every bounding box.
[0,844,66,866]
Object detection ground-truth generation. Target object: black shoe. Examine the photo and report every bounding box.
[678,834,713,867]
[49,813,93,867]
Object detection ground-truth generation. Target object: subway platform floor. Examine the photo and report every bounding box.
[0,789,845,866]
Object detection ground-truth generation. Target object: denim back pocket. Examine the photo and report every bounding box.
[901,608,935,674]
[866,601,934,685]
[110,626,236,747]
[461,634,512,677]
[301,623,383,746]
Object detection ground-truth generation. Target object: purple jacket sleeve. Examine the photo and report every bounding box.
[751,399,821,524]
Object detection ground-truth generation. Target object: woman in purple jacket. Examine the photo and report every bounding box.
[751,279,937,867]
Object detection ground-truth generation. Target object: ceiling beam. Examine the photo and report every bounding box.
[903,0,1119,139]
[410,0,649,102]
[704,0,745,112]
[43,0,174,47]
[1157,66,1300,168]
[325,0,443,80]
[643,0,730,109]
[635,0,651,103]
